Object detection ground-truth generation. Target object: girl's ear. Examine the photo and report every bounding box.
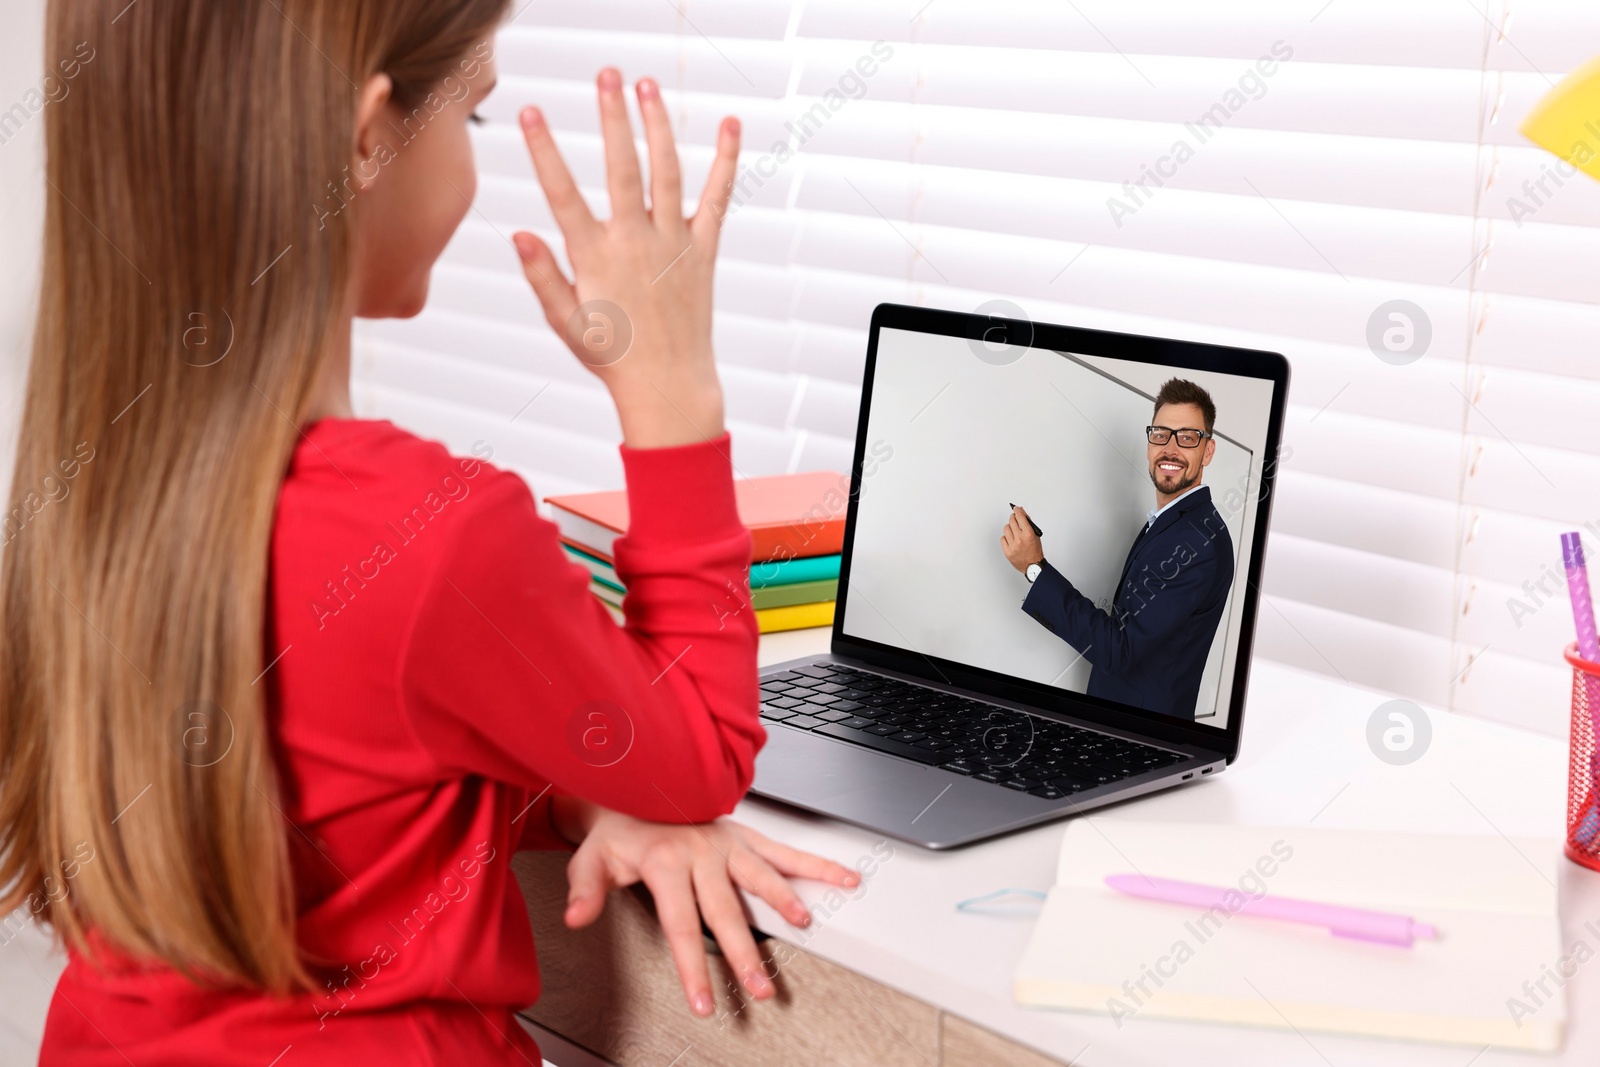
[352,73,395,190]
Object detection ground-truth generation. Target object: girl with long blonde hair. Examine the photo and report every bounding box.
[0,1,854,1061]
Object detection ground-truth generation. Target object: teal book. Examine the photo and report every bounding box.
[748,553,841,587]
[561,542,626,594]
[561,540,840,590]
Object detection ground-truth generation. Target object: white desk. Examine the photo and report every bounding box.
[739,628,1599,1066]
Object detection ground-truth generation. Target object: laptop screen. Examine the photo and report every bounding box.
[838,319,1285,733]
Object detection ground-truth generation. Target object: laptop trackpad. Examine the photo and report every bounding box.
[751,726,1027,844]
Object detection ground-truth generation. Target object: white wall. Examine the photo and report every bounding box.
[0,0,46,502]
[0,7,61,1060]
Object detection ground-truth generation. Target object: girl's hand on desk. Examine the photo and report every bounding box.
[552,799,859,1017]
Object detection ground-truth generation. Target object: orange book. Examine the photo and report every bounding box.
[546,471,849,563]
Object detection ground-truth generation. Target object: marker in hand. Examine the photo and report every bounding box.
[1009,503,1042,538]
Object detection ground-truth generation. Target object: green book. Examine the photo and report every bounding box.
[748,578,838,610]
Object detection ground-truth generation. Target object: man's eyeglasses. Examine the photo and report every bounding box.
[1146,425,1211,448]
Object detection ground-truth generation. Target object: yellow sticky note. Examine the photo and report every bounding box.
[1520,56,1600,181]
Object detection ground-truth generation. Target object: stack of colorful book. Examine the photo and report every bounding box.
[546,471,847,633]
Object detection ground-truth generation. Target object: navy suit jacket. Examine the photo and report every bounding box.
[1020,485,1234,720]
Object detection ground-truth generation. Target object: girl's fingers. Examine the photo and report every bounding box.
[693,856,773,999]
[595,67,647,222]
[510,230,579,335]
[563,842,614,929]
[689,116,741,245]
[747,834,861,888]
[645,864,716,1017]
[634,77,684,231]
[726,845,812,929]
[519,106,597,243]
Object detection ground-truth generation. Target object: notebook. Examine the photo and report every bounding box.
[1013,819,1565,1051]
[545,471,849,562]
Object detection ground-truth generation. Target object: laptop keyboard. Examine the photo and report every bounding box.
[759,663,1189,800]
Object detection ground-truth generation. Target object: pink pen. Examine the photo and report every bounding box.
[1104,874,1439,947]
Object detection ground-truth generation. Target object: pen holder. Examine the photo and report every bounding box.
[1564,642,1600,872]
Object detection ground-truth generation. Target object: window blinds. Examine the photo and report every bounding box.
[350,0,1600,737]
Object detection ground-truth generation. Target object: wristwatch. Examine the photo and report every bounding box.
[1025,560,1043,584]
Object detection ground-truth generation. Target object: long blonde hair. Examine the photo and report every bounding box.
[0,0,508,992]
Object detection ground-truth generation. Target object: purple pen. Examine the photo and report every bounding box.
[1104,874,1438,947]
[1565,533,1600,662]
[1562,532,1600,849]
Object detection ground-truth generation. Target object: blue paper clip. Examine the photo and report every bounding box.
[954,888,1048,915]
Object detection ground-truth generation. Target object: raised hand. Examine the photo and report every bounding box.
[511,68,742,449]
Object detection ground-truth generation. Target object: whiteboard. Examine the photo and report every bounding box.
[842,327,1256,724]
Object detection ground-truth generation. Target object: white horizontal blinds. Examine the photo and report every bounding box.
[351,0,1600,735]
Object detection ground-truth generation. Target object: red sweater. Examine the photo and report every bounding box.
[41,418,763,1065]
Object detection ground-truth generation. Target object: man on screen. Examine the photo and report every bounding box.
[1001,379,1235,720]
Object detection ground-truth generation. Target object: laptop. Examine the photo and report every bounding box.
[748,302,1290,849]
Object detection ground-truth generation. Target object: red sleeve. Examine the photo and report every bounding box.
[397,431,764,824]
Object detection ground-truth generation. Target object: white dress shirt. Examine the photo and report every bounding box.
[1145,483,1206,531]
